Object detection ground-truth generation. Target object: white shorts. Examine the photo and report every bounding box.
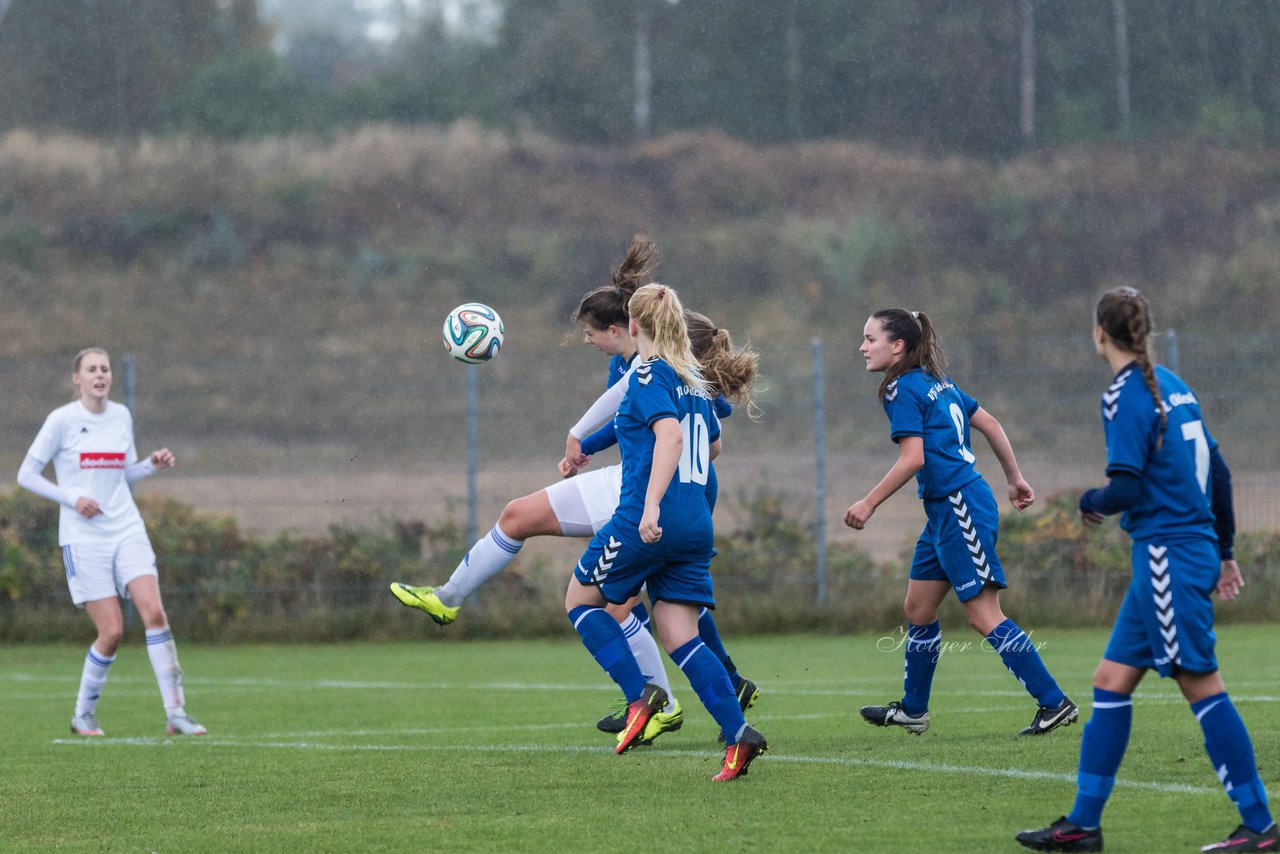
[61,534,158,607]
[543,464,622,537]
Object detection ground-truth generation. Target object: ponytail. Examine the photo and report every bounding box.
[686,310,761,418]
[1096,287,1166,448]
[871,308,946,403]
[573,235,660,330]
[630,284,705,393]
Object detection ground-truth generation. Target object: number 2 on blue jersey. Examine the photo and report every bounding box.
[949,403,977,464]
[678,413,710,485]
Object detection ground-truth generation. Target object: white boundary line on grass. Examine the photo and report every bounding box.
[49,736,1278,799]
[4,672,1278,703]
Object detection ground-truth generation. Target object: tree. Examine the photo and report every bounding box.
[1019,0,1036,146]
[496,0,634,143]
[1113,0,1131,135]
[0,0,262,136]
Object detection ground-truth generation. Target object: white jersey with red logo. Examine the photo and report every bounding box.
[26,400,147,545]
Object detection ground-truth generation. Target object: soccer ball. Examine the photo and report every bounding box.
[442,302,504,364]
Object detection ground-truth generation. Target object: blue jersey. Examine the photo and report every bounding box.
[613,358,721,531]
[1101,362,1217,542]
[882,369,983,499]
[582,391,732,458]
[577,352,638,457]
[607,353,634,389]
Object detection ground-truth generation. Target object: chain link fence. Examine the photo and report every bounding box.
[1,328,1276,635]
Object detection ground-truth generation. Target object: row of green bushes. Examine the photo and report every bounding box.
[1,489,1274,643]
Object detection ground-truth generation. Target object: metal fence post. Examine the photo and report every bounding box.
[1165,328,1179,374]
[122,353,137,630]
[813,337,827,608]
[122,353,136,415]
[466,363,478,547]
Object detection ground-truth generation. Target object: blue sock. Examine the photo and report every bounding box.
[986,618,1066,708]
[902,620,941,717]
[1068,688,1133,829]
[1192,692,1274,834]
[671,637,746,743]
[697,607,741,689]
[568,605,646,702]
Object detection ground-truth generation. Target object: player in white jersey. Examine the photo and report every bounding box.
[16,348,206,737]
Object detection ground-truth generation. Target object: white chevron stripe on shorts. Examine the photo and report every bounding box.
[1148,544,1180,666]
[590,536,623,583]
[949,490,992,581]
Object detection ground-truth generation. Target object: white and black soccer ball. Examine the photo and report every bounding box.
[442,302,504,364]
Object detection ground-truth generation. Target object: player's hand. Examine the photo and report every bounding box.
[1080,510,1104,526]
[75,496,102,519]
[558,454,590,478]
[844,500,874,530]
[1008,478,1034,512]
[639,507,662,543]
[1216,559,1244,601]
[563,435,584,466]
[150,448,175,469]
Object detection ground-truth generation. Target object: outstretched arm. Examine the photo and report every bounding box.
[844,436,923,530]
[970,407,1034,511]
[561,364,638,477]
[568,363,635,440]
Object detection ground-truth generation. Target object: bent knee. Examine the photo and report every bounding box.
[95,625,125,653]
[498,497,552,539]
[1092,661,1142,694]
[967,611,1004,635]
[903,599,936,626]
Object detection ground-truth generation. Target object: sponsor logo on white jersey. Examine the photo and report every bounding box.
[80,452,126,469]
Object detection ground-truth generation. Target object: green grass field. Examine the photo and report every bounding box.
[2,626,1276,852]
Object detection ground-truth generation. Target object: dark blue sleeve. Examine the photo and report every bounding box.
[714,396,733,419]
[1079,470,1143,516]
[1209,446,1235,560]
[580,421,617,456]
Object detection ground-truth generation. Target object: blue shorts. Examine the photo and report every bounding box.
[909,479,1008,602]
[574,516,715,608]
[1103,537,1219,677]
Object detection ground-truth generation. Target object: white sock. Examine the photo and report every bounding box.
[75,645,115,717]
[145,626,185,716]
[435,524,523,607]
[620,614,676,712]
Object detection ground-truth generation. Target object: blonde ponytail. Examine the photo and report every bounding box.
[629,284,705,393]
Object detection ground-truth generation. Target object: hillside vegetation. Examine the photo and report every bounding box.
[1,125,1278,469]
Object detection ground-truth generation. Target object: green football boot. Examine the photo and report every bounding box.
[389,583,460,625]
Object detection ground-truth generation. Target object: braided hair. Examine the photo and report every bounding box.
[871,308,946,403]
[1096,286,1166,448]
